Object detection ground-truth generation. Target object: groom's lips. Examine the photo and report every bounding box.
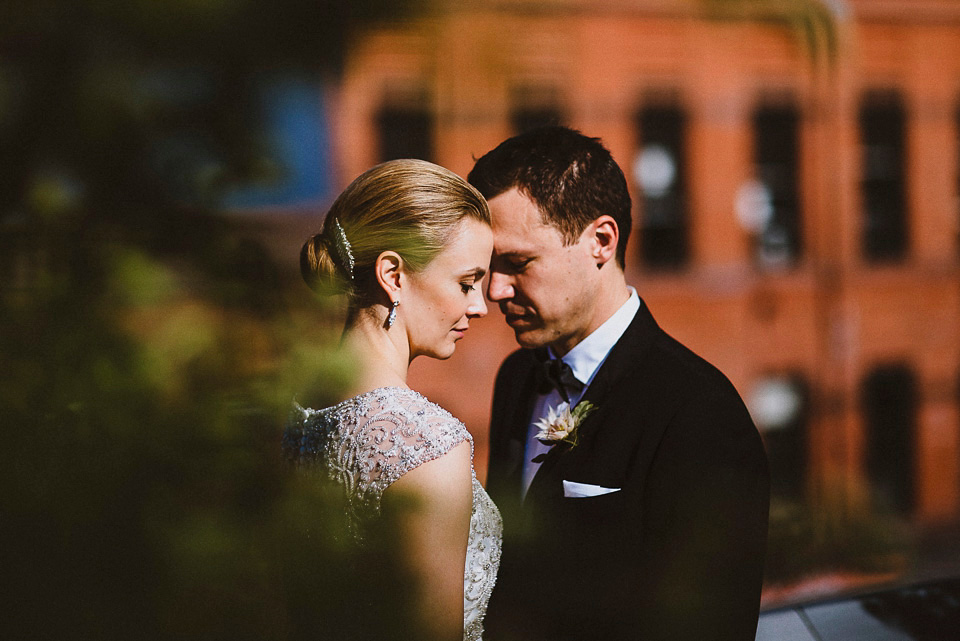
[504,312,533,326]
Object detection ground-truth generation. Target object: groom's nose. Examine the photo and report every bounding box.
[486,270,514,302]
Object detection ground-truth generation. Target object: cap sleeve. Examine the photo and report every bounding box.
[354,391,471,501]
[285,388,472,541]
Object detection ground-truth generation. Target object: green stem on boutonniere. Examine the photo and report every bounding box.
[564,401,597,447]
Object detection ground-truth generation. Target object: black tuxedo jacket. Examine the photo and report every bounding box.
[484,299,769,641]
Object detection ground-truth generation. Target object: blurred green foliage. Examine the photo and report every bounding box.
[765,491,914,587]
[705,0,840,66]
[0,0,421,638]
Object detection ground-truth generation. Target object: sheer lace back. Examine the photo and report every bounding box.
[283,387,502,641]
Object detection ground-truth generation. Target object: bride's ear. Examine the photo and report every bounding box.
[374,251,404,298]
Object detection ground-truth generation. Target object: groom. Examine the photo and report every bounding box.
[468,126,769,641]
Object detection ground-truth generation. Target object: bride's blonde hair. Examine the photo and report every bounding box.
[301,159,490,304]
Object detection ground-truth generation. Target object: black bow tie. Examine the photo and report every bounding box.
[539,358,584,403]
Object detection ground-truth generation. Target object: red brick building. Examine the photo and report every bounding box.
[325,0,960,528]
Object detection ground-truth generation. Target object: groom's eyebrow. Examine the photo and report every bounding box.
[493,250,531,260]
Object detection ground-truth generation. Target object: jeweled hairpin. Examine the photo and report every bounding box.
[332,218,355,280]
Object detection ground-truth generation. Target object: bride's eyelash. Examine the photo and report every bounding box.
[461,283,476,293]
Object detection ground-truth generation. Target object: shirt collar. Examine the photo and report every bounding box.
[549,287,640,389]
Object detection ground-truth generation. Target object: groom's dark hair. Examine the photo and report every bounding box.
[468,125,632,267]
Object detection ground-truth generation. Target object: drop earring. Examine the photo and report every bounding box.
[386,300,400,329]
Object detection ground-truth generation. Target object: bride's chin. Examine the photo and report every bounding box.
[423,343,457,361]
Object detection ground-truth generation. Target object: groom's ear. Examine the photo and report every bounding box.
[374,251,404,296]
[590,215,619,267]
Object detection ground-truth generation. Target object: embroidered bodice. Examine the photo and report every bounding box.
[283,386,502,641]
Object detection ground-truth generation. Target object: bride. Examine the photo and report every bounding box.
[283,159,502,641]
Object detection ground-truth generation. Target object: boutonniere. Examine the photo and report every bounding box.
[531,401,598,462]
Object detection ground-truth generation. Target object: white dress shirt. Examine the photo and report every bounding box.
[521,287,641,499]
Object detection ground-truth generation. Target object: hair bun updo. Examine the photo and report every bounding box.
[300,230,350,296]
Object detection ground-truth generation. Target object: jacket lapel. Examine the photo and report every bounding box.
[572,299,660,434]
[494,351,543,495]
[525,300,662,502]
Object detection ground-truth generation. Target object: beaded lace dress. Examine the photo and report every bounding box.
[283,386,502,641]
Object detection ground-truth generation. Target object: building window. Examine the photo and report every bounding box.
[509,86,564,134]
[634,104,689,271]
[859,91,908,263]
[861,364,917,515]
[375,93,434,163]
[749,104,802,268]
[749,374,809,501]
[221,76,333,210]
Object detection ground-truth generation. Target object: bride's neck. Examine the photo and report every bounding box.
[341,310,410,394]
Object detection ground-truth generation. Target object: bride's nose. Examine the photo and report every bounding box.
[467,289,487,318]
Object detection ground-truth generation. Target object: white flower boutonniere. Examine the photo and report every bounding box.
[532,401,598,460]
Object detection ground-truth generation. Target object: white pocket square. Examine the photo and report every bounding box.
[562,480,621,498]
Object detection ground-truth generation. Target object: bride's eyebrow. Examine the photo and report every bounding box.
[460,267,487,280]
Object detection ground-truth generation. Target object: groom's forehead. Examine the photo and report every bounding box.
[490,222,565,256]
[490,191,564,240]
[489,188,541,220]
